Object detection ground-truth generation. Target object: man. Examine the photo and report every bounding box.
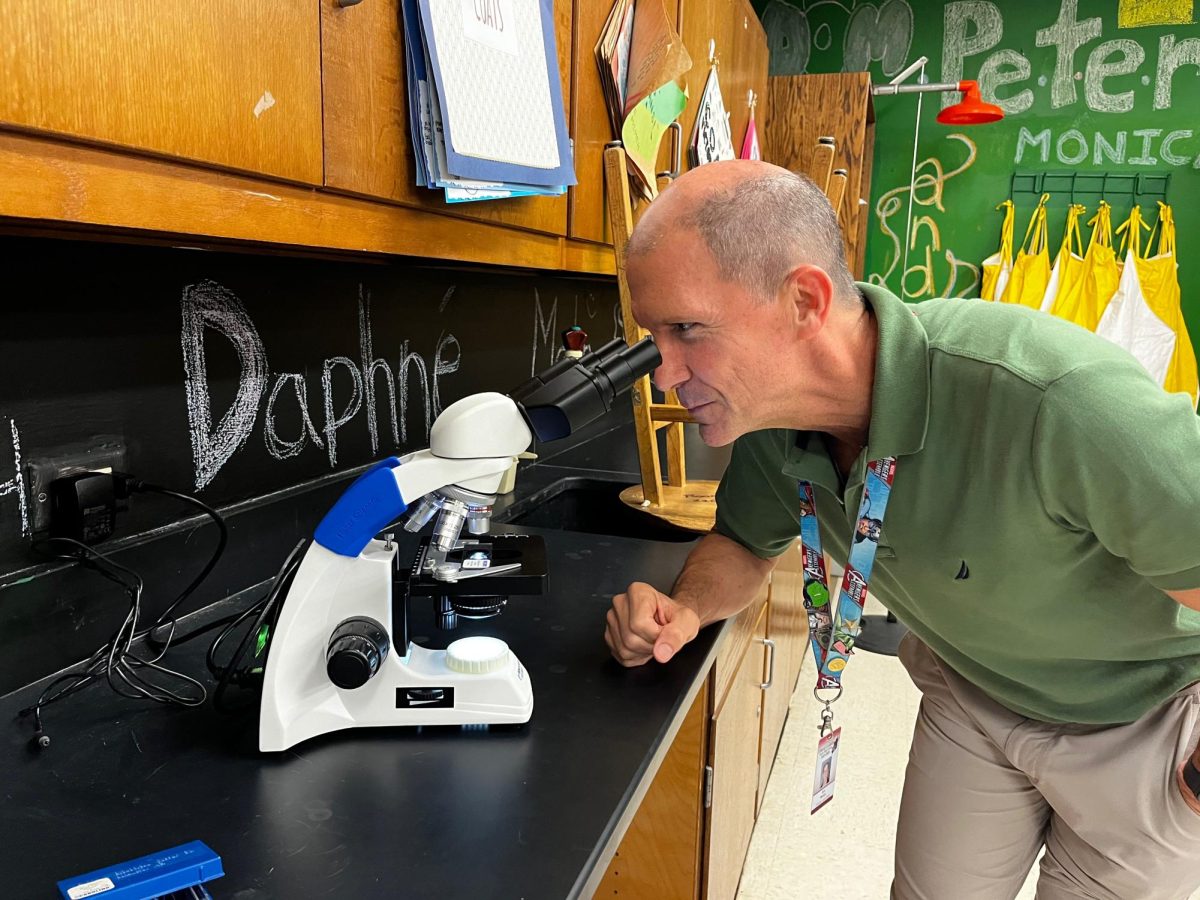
[604,159,1200,898]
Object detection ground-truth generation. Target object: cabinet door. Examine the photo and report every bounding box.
[322,0,569,237]
[678,0,765,169]
[758,542,807,810]
[704,602,766,900]
[0,2,322,184]
[727,1,768,161]
[594,681,708,899]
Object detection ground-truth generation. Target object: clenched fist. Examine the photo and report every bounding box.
[605,581,701,667]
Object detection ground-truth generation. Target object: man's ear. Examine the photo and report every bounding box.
[781,265,836,336]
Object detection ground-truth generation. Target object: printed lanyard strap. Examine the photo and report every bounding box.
[798,457,898,691]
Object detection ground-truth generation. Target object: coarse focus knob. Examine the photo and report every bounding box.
[327,617,390,689]
[445,636,511,675]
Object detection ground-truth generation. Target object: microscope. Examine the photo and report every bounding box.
[258,335,661,752]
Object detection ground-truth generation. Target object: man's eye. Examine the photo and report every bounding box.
[673,323,697,334]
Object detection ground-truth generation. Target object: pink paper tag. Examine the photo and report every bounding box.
[740,115,760,161]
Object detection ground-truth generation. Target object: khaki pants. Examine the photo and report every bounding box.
[892,634,1200,899]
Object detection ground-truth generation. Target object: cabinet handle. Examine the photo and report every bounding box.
[337,0,363,7]
[759,637,776,690]
[656,121,682,181]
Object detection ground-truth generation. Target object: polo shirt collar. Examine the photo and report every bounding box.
[782,283,930,489]
[858,282,930,460]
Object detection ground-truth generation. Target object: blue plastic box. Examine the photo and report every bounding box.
[57,840,223,900]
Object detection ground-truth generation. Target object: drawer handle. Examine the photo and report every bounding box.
[656,121,683,181]
[338,0,364,7]
[759,637,776,690]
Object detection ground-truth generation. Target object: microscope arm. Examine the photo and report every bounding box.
[308,337,661,558]
[312,392,533,558]
[312,451,516,558]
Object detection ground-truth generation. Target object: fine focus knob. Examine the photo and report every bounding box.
[446,636,511,675]
[327,617,390,689]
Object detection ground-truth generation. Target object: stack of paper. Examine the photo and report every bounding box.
[402,0,576,204]
[595,0,692,200]
[595,0,636,139]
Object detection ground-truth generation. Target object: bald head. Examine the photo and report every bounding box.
[627,161,858,306]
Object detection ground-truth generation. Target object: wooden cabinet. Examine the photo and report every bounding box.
[586,539,810,900]
[705,600,768,900]
[569,0,683,245]
[678,0,768,178]
[320,0,571,238]
[603,540,807,900]
[594,681,709,899]
[758,544,807,811]
[0,0,767,279]
[570,0,766,245]
[0,1,323,184]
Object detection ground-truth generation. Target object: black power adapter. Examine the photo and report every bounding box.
[48,471,121,544]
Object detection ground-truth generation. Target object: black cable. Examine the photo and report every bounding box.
[17,477,229,748]
[115,479,228,641]
[16,474,308,744]
[207,538,307,712]
[18,537,208,747]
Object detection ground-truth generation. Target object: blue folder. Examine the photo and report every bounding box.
[416,0,576,188]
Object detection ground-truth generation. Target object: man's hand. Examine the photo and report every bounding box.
[605,582,701,667]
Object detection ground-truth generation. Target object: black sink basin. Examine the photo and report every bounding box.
[497,477,702,543]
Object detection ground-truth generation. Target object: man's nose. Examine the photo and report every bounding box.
[653,348,689,393]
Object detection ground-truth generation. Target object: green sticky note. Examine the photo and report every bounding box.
[621,82,688,195]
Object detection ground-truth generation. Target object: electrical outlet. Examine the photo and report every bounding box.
[26,438,128,535]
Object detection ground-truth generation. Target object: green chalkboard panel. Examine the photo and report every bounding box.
[755,0,1200,349]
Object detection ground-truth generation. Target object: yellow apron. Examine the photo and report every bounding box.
[1140,205,1197,406]
[1040,204,1086,313]
[1051,201,1120,332]
[980,200,1014,302]
[1001,193,1051,309]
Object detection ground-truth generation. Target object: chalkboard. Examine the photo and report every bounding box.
[756,0,1200,346]
[0,237,621,575]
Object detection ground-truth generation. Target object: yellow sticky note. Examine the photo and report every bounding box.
[621,82,688,199]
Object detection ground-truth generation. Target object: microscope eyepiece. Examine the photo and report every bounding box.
[594,336,661,398]
[511,336,661,442]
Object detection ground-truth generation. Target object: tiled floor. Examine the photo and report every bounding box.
[736,593,1041,900]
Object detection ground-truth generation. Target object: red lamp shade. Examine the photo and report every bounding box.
[936,80,1003,125]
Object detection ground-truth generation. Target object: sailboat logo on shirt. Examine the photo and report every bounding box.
[955,560,970,580]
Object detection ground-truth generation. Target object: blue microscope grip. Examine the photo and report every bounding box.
[313,458,407,557]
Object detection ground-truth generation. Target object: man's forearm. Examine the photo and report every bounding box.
[672,532,777,628]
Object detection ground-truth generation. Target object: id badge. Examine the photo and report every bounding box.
[810,727,841,814]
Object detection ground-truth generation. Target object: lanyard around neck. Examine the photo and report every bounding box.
[797,456,897,691]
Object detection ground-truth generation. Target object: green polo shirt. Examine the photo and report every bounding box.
[714,283,1200,724]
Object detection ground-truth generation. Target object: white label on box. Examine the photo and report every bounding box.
[67,878,116,899]
[461,0,518,56]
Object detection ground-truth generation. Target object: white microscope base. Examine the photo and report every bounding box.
[259,542,533,753]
